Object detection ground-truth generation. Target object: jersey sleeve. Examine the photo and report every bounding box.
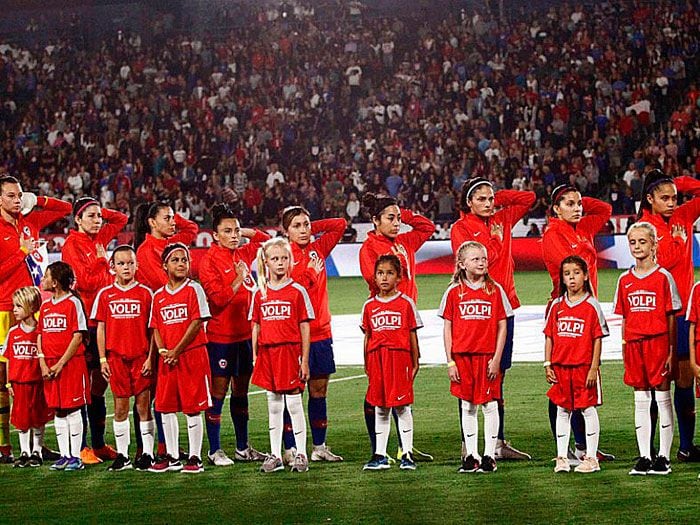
[578,197,612,238]
[248,290,260,323]
[360,300,371,333]
[70,296,88,332]
[496,283,514,318]
[686,282,700,322]
[543,299,558,337]
[311,218,346,258]
[404,295,423,330]
[437,286,454,320]
[660,269,682,313]
[148,293,160,330]
[495,190,536,227]
[171,214,198,246]
[612,273,626,316]
[90,287,108,322]
[359,243,380,297]
[26,197,72,231]
[189,281,212,320]
[587,297,610,338]
[293,283,315,322]
[96,208,129,245]
[396,208,435,253]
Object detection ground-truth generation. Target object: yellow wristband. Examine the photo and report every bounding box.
[158,348,168,355]
[20,246,29,255]
[447,360,456,368]
[99,357,107,364]
[543,360,552,368]
[37,353,45,359]
[4,383,11,389]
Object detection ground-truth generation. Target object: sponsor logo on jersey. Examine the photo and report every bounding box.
[370,310,402,331]
[261,300,292,321]
[160,303,189,324]
[108,299,142,319]
[556,315,585,338]
[42,313,68,332]
[458,300,492,320]
[628,290,656,312]
[12,342,37,358]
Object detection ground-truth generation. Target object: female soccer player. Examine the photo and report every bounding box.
[38,262,89,471]
[280,207,346,464]
[614,223,680,475]
[62,197,127,464]
[250,238,314,474]
[450,177,535,460]
[148,243,212,474]
[1,287,51,467]
[439,241,511,474]
[545,256,609,474]
[362,255,421,471]
[199,203,269,465]
[91,246,155,471]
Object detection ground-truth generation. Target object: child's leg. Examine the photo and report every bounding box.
[581,407,600,459]
[364,400,376,453]
[18,430,31,456]
[185,413,204,459]
[656,389,674,459]
[482,401,499,458]
[395,405,413,455]
[460,401,479,459]
[634,390,652,459]
[374,407,392,457]
[135,389,154,457]
[266,391,285,459]
[113,418,130,458]
[285,393,307,458]
[54,412,69,458]
[31,426,45,456]
[556,406,572,459]
[161,412,179,459]
[66,409,84,458]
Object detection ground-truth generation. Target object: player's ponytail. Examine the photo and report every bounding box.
[212,203,238,232]
[362,192,397,223]
[452,241,495,294]
[134,201,170,249]
[558,255,594,297]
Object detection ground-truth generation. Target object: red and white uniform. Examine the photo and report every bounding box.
[1,323,52,429]
[361,292,422,407]
[542,197,612,299]
[91,282,153,397]
[450,190,535,309]
[290,218,346,342]
[439,280,511,404]
[136,214,198,291]
[38,294,89,410]
[199,230,269,344]
[687,282,700,396]
[61,208,128,326]
[613,265,680,389]
[249,280,315,393]
[359,209,434,302]
[149,279,212,413]
[544,293,609,410]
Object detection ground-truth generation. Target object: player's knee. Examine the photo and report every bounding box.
[309,379,328,398]
[231,376,250,397]
[676,360,694,387]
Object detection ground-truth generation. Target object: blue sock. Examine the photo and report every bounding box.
[230,396,249,451]
[81,405,88,449]
[282,407,296,449]
[308,397,328,447]
[571,410,585,447]
[675,386,696,451]
[205,397,224,453]
[154,409,165,445]
[87,395,106,449]
[497,400,505,441]
[364,399,376,454]
[133,403,143,450]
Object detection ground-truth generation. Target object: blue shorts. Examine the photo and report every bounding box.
[676,315,690,359]
[207,340,254,377]
[500,316,515,371]
[309,338,336,377]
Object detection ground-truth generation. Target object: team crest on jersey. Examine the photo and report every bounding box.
[458,300,492,320]
[627,290,656,312]
[160,303,189,324]
[218,359,228,369]
[42,313,67,332]
[261,300,291,320]
[370,310,402,331]
[22,225,31,237]
[108,299,141,319]
[556,315,585,338]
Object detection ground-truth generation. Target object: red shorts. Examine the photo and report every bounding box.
[450,354,502,405]
[43,357,90,410]
[547,364,602,410]
[154,346,212,413]
[251,344,305,393]
[623,335,670,389]
[365,347,414,407]
[108,352,153,398]
[10,382,53,430]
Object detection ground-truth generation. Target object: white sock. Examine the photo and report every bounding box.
[482,401,499,458]
[461,400,479,460]
[656,390,674,459]
[285,394,307,458]
[66,410,83,458]
[113,418,130,457]
[185,413,203,459]
[18,430,31,456]
[161,412,179,459]
[556,406,572,459]
[54,416,69,458]
[581,406,600,459]
[32,426,45,456]
[140,419,155,457]
[395,405,414,455]
[374,407,391,457]
[266,392,284,459]
[634,390,652,459]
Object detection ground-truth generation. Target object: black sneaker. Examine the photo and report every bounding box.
[478,455,497,473]
[677,444,700,463]
[41,447,61,461]
[458,454,480,473]
[107,454,133,472]
[629,456,652,476]
[13,452,29,468]
[28,452,43,467]
[134,453,154,471]
[0,452,15,464]
[648,455,671,475]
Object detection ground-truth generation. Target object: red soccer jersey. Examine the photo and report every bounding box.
[37,294,87,359]
[686,282,700,346]
[248,280,315,346]
[543,293,609,366]
[438,280,512,355]
[149,279,211,352]
[361,293,423,353]
[1,323,41,383]
[91,281,153,358]
[613,265,681,341]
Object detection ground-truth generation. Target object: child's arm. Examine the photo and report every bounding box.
[666,313,676,373]
[251,322,259,364]
[586,337,602,388]
[544,335,557,384]
[443,319,459,383]
[37,334,50,379]
[165,319,204,365]
[410,329,420,379]
[363,332,369,376]
[49,333,84,377]
[488,318,507,380]
[141,329,154,377]
[300,320,310,382]
[690,322,700,379]
[96,321,110,380]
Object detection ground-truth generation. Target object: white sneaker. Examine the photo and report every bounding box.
[291,453,309,473]
[283,447,297,467]
[554,456,571,473]
[260,456,284,473]
[207,449,234,466]
[574,456,600,473]
[235,445,268,462]
[311,444,344,462]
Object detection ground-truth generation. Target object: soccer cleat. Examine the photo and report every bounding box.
[207,449,234,466]
[260,456,284,473]
[134,454,154,471]
[0,452,15,464]
[291,453,309,473]
[458,454,480,474]
[554,456,571,473]
[93,445,118,461]
[80,447,103,464]
[399,452,417,471]
[648,455,671,475]
[13,452,29,468]
[629,456,652,476]
[566,449,581,467]
[363,454,390,471]
[182,456,204,474]
[574,456,600,473]
[478,455,497,473]
[677,445,700,462]
[49,457,70,471]
[64,457,85,471]
[495,440,531,460]
[311,444,344,462]
[398,446,433,462]
[283,447,297,467]
[149,455,182,473]
[41,447,61,461]
[28,451,43,468]
[235,445,268,462]
[107,454,133,472]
